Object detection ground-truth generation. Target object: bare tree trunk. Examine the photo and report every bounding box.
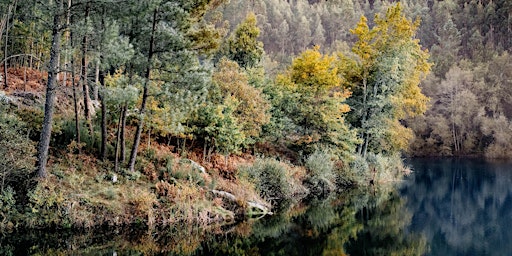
[3,3,13,89]
[98,13,106,160]
[72,56,81,154]
[94,60,99,100]
[358,74,369,155]
[128,8,157,172]
[68,0,81,155]
[36,0,62,178]
[120,105,127,163]
[81,4,93,137]
[114,108,122,171]
[99,88,107,160]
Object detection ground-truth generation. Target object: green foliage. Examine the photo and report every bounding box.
[344,3,431,156]
[25,179,68,228]
[0,102,36,194]
[239,158,291,202]
[304,150,336,195]
[192,58,270,154]
[271,46,358,159]
[103,72,140,114]
[0,187,18,229]
[223,12,264,68]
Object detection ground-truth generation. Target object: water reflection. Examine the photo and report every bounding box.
[403,158,512,255]
[1,186,426,255]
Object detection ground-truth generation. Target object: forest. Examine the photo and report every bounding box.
[0,0,509,230]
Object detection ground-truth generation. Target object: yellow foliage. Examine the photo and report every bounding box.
[212,58,270,138]
[345,3,431,153]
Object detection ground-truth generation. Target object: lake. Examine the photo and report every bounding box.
[2,158,511,255]
[402,158,512,256]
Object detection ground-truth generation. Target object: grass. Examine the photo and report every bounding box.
[19,146,277,229]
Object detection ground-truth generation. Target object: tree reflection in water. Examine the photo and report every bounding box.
[0,186,426,255]
[403,158,512,255]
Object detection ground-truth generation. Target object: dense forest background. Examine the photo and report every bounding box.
[216,0,512,158]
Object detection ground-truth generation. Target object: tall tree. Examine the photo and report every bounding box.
[343,3,431,156]
[272,46,358,158]
[223,12,264,69]
[126,0,224,172]
[36,0,64,178]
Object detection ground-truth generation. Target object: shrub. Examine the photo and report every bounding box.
[0,187,18,229]
[0,102,36,196]
[239,158,291,202]
[305,150,336,195]
[348,154,371,185]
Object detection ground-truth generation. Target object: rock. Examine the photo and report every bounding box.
[183,159,207,174]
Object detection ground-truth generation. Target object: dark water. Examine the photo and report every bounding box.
[402,158,512,256]
[2,158,510,255]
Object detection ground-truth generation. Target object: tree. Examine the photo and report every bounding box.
[126,0,224,172]
[223,12,264,69]
[193,58,270,154]
[36,0,64,178]
[272,46,358,158]
[343,3,431,156]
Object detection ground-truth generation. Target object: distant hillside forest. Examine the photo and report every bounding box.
[217,0,512,158]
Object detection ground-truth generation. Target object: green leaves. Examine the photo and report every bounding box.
[222,12,264,69]
[0,102,36,192]
[192,58,270,154]
[343,3,430,155]
[272,46,357,159]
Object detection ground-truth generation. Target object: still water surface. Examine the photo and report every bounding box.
[2,158,511,255]
[402,158,512,256]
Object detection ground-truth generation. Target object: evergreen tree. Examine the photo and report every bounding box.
[223,12,264,69]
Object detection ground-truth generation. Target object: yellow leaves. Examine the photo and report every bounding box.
[344,3,431,154]
[212,58,270,138]
[339,103,351,114]
[289,47,341,94]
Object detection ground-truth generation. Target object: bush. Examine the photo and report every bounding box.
[0,187,18,229]
[348,154,371,185]
[347,153,409,186]
[239,158,291,202]
[305,150,336,195]
[0,102,36,195]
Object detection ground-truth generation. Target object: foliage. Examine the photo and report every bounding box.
[238,158,291,203]
[304,150,336,195]
[193,58,270,154]
[0,102,36,194]
[343,3,431,156]
[271,46,358,159]
[0,187,18,230]
[222,12,264,68]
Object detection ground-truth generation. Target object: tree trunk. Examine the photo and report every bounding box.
[94,60,99,100]
[81,4,93,137]
[358,75,368,155]
[72,57,81,154]
[99,88,107,160]
[120,105,127,163]
[69,5,81,154]
[36,0,62,178]
[127,8,158,172]
[114,109,122,172]
[3,4,12,89]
